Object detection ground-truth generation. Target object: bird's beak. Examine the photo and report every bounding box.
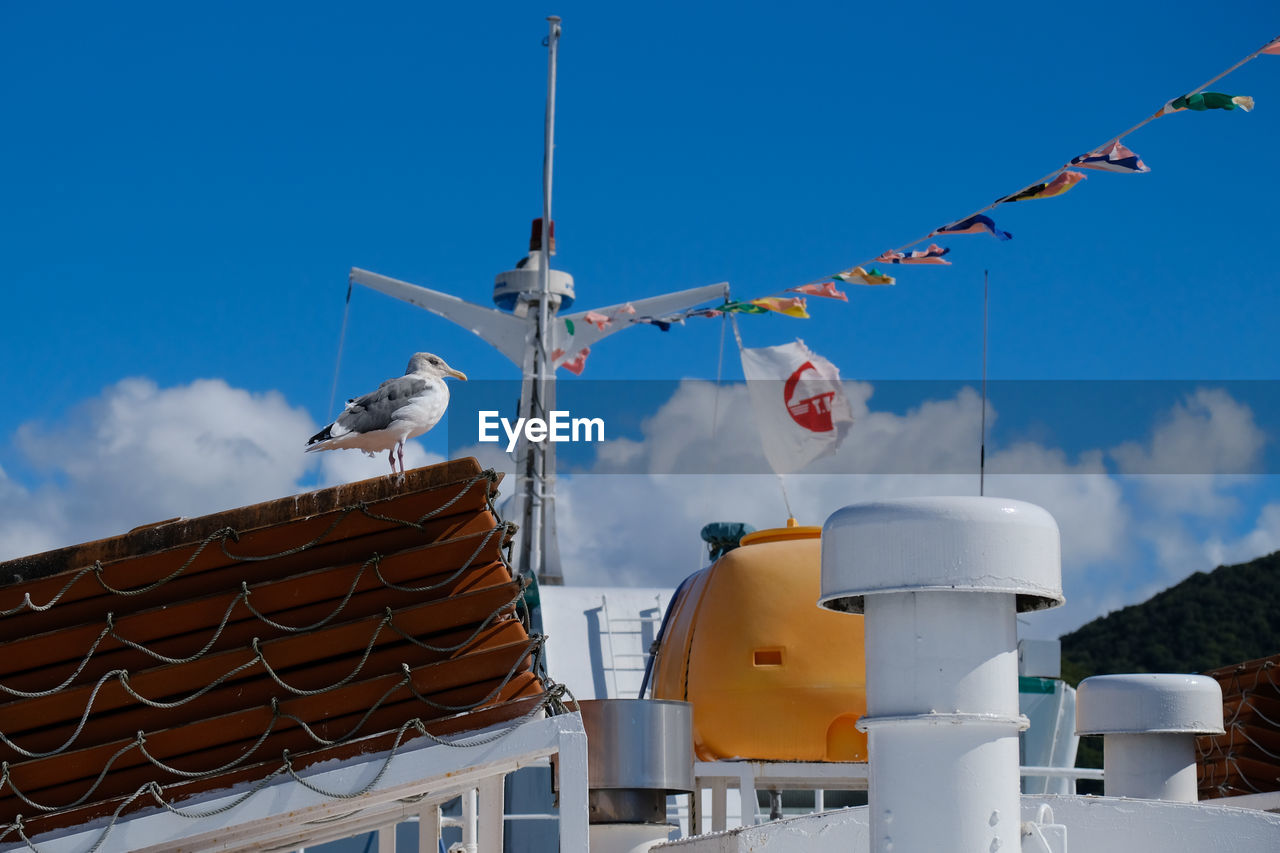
[446,367,468,381]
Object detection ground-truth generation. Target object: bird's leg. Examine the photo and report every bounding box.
[396,442,406,485]
[388,448,398,478]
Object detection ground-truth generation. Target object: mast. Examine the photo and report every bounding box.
[347,17,729,589]
[527,15,562,584]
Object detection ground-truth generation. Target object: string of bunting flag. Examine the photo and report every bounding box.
[589,33,1280,343]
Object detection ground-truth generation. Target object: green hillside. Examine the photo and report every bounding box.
[1059,549,1280,777]
[1061,550,1280,686]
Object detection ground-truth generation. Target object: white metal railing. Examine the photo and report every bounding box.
[299,759,1106,847]
[689,761,1103,835]
[30,714,589,853]
[1019,765,1105,781]
[692,760,871,832]
[273,752,1102,849]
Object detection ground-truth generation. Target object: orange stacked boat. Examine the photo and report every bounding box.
[650,521,869,762]
[0,458,546,840]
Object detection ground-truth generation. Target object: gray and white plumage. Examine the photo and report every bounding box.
[306,352,467,477]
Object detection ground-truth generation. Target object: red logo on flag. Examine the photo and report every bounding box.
[783,361,837,433]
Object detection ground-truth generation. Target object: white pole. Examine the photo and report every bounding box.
[478,776,506,850]
[1105,734,1200,802]
[980,269,988,496]
[557,717,591,852]
[529,16,561,583]
[821,497,1064,853]
[862,590,1024,851]
[417,803,440,853]
[541,17,559,324]
[462,787,479,853]
[377,824,396,853]
[1076,673,1225,802]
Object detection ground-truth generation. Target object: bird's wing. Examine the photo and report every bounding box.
[335,376,431,435]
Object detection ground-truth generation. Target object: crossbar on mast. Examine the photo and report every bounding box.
[347,17,728,590]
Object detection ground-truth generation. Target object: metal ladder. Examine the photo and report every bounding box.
[598,594,664,698]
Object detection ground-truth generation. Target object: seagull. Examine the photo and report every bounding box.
[306,352,467,478]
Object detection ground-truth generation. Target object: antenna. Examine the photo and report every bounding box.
[540,17,560,351]
[980,269,989,497]
[346,18,729,587]
[526,15,561,585]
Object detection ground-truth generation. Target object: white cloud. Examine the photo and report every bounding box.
[0,465,65,559]
[550,463,1132,640]
[582,380,772,475]
[826,386,979,476]
[541,379,1130,640]
[986,448,1127,568]
[1202,498,1280,569]
[1142,518,1213,584]
[2,375,1273,644]
[1,377,318,560]
[543,381,1280,638]
[312,440,446,488]
[1111,388,1265,475]
[1110,388,1266,517]
[1087,389,1274,612]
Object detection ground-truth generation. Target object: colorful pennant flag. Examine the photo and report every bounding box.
[564,318,575,335]
[1000,170,1086,203]
[560,348,590,375]
[722,301,770,315]
[932,214,1013,241]
[1070,140,1150,174]
[788,282,849,302]
[833,266,895,286]
[751,296,810,318]
[733,37,1270,317]
[1158,92,1254,115]
[634,313,689,330]
[583,310,613,331]
[740,340,854,475]
[876,243,952,265]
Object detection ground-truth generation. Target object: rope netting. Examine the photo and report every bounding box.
[0,470,577,852]
[1197,658,1280,798]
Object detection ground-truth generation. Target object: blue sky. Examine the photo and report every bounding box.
[3,2,1280,637]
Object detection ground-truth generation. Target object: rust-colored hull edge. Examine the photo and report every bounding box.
[0,458,500,588]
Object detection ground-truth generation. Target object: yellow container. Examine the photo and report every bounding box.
[651,523,867,762]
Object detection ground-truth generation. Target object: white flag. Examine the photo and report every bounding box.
[740,340,854,475]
